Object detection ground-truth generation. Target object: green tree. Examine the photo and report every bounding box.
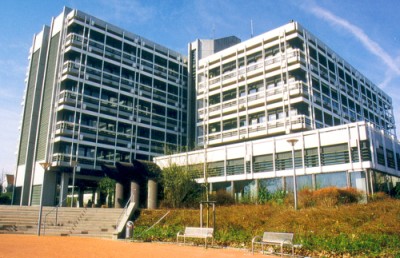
[161,164,201,208]
[98,177,116,207]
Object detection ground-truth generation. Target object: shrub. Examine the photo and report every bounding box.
[298,188,315,208]
[337,187,362,204]
[161,164,202,208]
[0,192,12,204]
[369,192,389,202]
[210,190,235,206]
[393,184,400,198]
[268,189,287,205]
[298,187,362,208]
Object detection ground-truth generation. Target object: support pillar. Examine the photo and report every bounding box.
[230,181,235,198]
[254,179,259,203]
[59,172,69,207]
[42,172,57,206]
[78,186,84,208]
[115,182,124,208]
[130,181,140,207]
[147,179,157,209]
[91,188,96,207]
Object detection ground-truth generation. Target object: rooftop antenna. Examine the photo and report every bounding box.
[250,19,254,38]
[212,23,215,39]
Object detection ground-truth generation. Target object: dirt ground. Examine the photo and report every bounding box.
[0,235,274,258]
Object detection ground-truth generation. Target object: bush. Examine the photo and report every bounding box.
[133,199,400,256]
[337,187,362,204]
[369,192,389,202]
[161,164,202,208]
[298,188,315,208]
[210,190,235,206]
[298,187,362,208]
[0,192,12,204]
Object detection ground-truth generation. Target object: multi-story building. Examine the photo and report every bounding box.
[14,7,188,206]
[154,21,400,198]
[193,22,395,147]
[15,9,400,207]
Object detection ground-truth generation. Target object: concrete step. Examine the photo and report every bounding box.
[0,205,125,239]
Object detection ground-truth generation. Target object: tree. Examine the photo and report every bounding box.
[161,163,201,208]
[98,177,116,207]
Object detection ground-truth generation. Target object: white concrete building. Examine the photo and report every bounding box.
[14,7,188,206]
[155,22,400,197]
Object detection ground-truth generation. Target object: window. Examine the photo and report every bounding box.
[320,143,349,165]
[275,152,292,171]
[207,161,224,177]
[376,146,385,166]
[386,149,395,168]
[305,148,318,167]
[316,172,347,188]
[226,158,244,175]
[253,154,273,172]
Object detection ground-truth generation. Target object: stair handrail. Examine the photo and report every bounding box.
[115,197,136,234]
[43,197,68,235]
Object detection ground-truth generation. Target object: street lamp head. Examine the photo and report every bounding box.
[286,138,299,146]
[39,162,51,170]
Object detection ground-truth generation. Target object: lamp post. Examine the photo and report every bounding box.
[70,160,78,207]
[37,162,51,236]
[287,139,298,210]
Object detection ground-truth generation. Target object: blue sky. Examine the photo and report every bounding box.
[1,0,399,173]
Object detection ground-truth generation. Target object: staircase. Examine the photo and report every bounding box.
[0,205,125,239]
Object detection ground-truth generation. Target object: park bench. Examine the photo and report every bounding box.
[177,227,214,248]
[252,232,298,257]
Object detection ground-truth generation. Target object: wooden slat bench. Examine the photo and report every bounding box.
[177,227,214,248]
[252,232,296,257]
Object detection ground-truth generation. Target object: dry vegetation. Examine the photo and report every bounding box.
[133,189,400,257]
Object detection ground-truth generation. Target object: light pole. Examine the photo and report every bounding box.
[287,139,298,210]
[70,160,78,207]
[37,162,51,236]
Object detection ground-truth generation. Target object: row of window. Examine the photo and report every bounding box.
[188,142,375,178]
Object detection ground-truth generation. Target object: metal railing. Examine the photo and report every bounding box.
[115,196,133,233]
[42,197,68,235]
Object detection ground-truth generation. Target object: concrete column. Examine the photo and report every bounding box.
[115,182,124,208]
[147,179,157,209]
[42,172,57,206]
[130,181,140,207]
[95,187,101,207]
[230,181,235,197]
[59,172,69,207]
[91,188,96,207]
[78,186,84,208]
[253,179,259,202]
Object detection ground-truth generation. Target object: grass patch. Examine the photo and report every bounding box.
[132,198,400,257]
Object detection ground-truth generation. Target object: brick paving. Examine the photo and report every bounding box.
[0,235,274,258]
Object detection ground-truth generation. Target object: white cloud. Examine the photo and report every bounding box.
[306,4,400,87]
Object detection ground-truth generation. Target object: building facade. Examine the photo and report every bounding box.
[15,10,400,207]
[155,121,400,198]
[14,7,188,206]
[154,22,400,198]
[193,22,395,148]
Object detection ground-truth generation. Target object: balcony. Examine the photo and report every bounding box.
[58,90,79,105]
[52,153,96,168]
[62,61,80,76]
[65,33,84,48]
